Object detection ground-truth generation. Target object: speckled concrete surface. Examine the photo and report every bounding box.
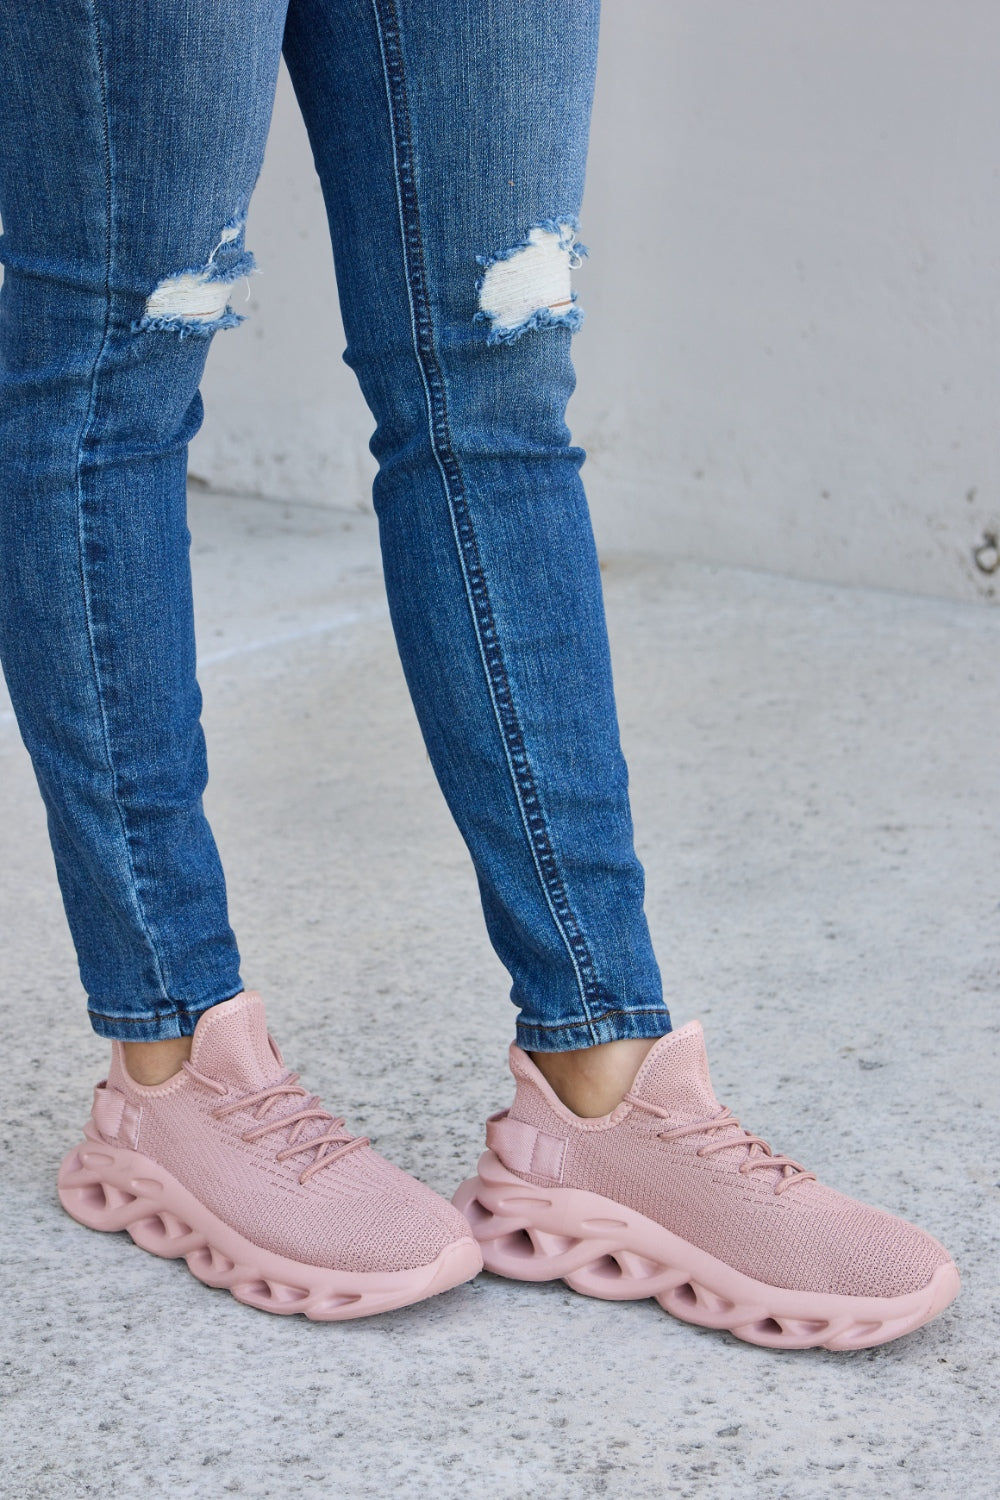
[1,492,998,1500]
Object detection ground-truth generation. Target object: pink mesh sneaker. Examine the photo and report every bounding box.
[453,1022,959,1349]
[58,992,481,1318]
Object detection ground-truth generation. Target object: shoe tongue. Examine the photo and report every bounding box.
[629,1021,783,1178]
[190,992,285,1094]
[628,1021,723,1123]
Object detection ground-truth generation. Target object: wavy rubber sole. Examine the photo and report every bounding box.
[58,1123,483,1319]
[453,1151,960,1350]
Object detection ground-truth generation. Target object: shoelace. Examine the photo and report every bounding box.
[182,1061,369,1185]
[623,1094,816,1197]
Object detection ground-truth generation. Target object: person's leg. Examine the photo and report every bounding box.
[284,2,959,1349]
[283,0,669,1110]
[0,0,287,1060]
[3,1,481,1314]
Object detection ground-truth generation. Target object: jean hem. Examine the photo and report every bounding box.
[515,1006,672,1053]
[87,985,245,1042]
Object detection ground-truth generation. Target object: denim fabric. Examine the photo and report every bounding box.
[0,0,670,1049]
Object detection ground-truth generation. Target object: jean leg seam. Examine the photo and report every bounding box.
[75,1,172,1000]
[522,1007,671,1030]
[87,986,243,1027]
[369,0,602,1041]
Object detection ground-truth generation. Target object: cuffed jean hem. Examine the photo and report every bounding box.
[515,1005,673,1054]
[86,985,245,1042]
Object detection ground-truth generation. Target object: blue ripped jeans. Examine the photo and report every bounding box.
[0,0,670,1050]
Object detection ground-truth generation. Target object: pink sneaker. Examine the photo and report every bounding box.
[454,1022,959,1349]
[58,992,481,1318]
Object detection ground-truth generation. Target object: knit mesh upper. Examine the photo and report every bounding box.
[105,994,469,1273]
[503,1022,951,1299]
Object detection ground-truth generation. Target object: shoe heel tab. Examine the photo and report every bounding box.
[91,1079,142,1148]
[485,1109,567,1184]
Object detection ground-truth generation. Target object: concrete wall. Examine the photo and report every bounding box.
[190,1,1000,603]
[6,3,998,602]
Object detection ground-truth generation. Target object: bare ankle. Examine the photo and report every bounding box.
[121,1035,193,1087]
[528,1036,660,1118]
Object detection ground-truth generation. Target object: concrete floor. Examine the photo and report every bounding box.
[1,491,998,1500]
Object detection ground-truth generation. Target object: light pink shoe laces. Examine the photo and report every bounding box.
[182,1061,370,1185]
[622,1094,817,1196]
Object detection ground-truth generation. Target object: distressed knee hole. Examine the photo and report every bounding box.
[132,211,258,339]
[474,219,587,346]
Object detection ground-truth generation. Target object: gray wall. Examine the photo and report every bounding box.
[190,1,1000,603]
[7,3,999,602]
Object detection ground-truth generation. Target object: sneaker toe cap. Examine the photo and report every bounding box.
[290,1152,476,1275]
[789,1187,955,1299]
